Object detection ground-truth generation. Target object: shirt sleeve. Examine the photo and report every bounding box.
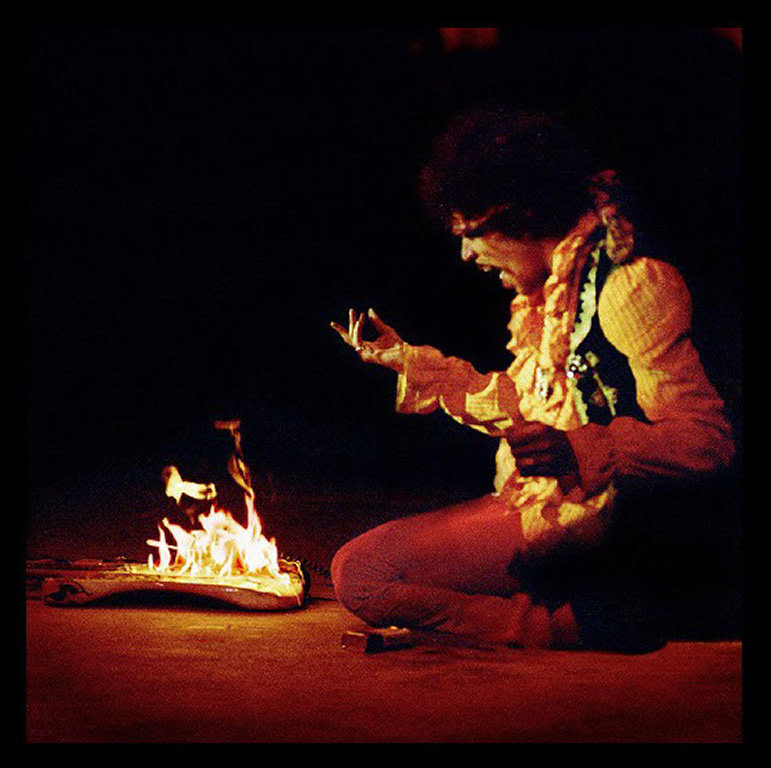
[395,344,522,437]
[566,257,735,495]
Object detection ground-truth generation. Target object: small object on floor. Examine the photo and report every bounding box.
[341,626,416,653]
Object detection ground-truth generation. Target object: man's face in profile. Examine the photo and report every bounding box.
[458,228,555,296]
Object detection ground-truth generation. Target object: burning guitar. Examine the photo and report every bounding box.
[41,421,306,610]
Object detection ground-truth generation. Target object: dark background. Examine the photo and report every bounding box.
[22,27,743,592]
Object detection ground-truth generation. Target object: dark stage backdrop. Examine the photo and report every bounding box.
[23,27,742,566]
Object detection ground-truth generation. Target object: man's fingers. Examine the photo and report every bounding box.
[518,462,547,477]
[508,434,550,453]
[507,421,554,448]
[516,453,558,476]
[330,321,353,344]
[367,308,391,333]
[347,309,362,347]
[354,312,366,344]
[333,308,402,359]
[515,450,552,465]
[331,320,364,352]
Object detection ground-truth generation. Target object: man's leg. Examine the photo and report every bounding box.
[331,494,578,647]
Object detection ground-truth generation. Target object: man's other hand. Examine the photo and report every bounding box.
[506,421,579,478]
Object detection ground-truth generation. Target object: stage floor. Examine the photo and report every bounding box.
[25,474,742,743]
[26,596,741,743]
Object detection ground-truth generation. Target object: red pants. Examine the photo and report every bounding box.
[331,494,579,648]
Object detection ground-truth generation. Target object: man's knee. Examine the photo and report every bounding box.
[331,522,403,615]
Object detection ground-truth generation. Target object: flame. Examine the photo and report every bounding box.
[141,422,293,592]
[146,491,289,587]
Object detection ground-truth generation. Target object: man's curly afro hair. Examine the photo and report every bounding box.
[419,104,599,240]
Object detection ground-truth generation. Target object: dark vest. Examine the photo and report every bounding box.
[569,240,647,426]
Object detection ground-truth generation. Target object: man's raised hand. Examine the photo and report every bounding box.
[330,308,406,372]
